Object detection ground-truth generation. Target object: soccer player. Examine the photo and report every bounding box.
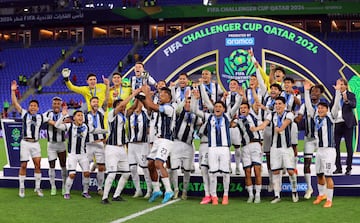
[84,95,109,195]
[190,87,213,204]
[234,102,262,203]
[55,108,106,199]
[101,89,140,204]
[305,80,341,208]
[62,68,109,111]
[198,69,223,109]
[258,83,283,192]
[141,85,176,204]
[11,80,51,198]
[222,79,244,175]
[294,83,325,199]
[108,72,131,110]
[170,72,192,104]
[131,61,156,91]
[43,96,67,196]
[170,97,200,200]
[127,99,152,198]
[251,96,298,204]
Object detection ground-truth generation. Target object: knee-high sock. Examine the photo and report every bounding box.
[102,173,115,200]
[326,188,334,201]
[209,172,217,197]
[97,171,104,191]
[169,169,178,191]
[82,176,89,193]
[317,184,326,196]
[142,168,152,193]
[183,171,191,193]
[273,174,281,198]
[65,176,74,194]
[223,173,230,196]
[130,165,140,192]
[201,166,210,196]
[161,177,172,193]
[19,175,25,189]
[289,174,297,192]
[49,168,56,188]
[35,173,41,190]
[305,173,312,190]
[113,173,130,197]
[255,184,262,197]
[246,185,254,197]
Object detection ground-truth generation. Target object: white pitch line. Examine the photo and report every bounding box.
[110,199,181,223]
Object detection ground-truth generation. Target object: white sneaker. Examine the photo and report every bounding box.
[35,188,44,197]
[304,188,313,199]
[270,196,281,204]
[133,190,143,198]
[173,189,179,199]
[254,195,261,203]
[292,192,299,203]
[247,195,254,203]
[144,191,152,199]
[19,188,25,198]
[181,191,187,200]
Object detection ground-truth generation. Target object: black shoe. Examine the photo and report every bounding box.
[345,170,351,176]
[101,198,110,204]
[112,196,126,201]
[333,169,342,174]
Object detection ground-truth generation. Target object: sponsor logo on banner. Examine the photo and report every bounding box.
[223,49,256,86]
[282,183,307,192]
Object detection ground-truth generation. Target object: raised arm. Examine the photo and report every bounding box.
[102,75,110,110]
[190,89,205,119]
[304,80,315,117]
[114,88,141,115]
[198,84,214,111]
[331,82,342,118]
[11,80,22,113]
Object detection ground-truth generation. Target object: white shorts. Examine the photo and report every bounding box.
[170,140,194,171]
[315,147,336,176]
[230,127,241,146]
[86,141,105,164]
[47,141,66,162]
[270,147,295,171]
[291,122,298,145]
[304,136,318,158]
[208,146,230,173]
[128,142,150,168]
[147,138,173,162]
[263,126,272,153]
[105,145,130,173]
[241,142,263,168]
[199,142,209,168]
[20,140,41,162]
[67,153,90,174]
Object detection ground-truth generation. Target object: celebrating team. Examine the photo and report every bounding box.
[13,51,357,208]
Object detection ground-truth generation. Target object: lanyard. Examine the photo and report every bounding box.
[90,87,97,97]
[204,83,212,96]
[277,112,285,128]
[92,112,98,128]
[315,116,324,130]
